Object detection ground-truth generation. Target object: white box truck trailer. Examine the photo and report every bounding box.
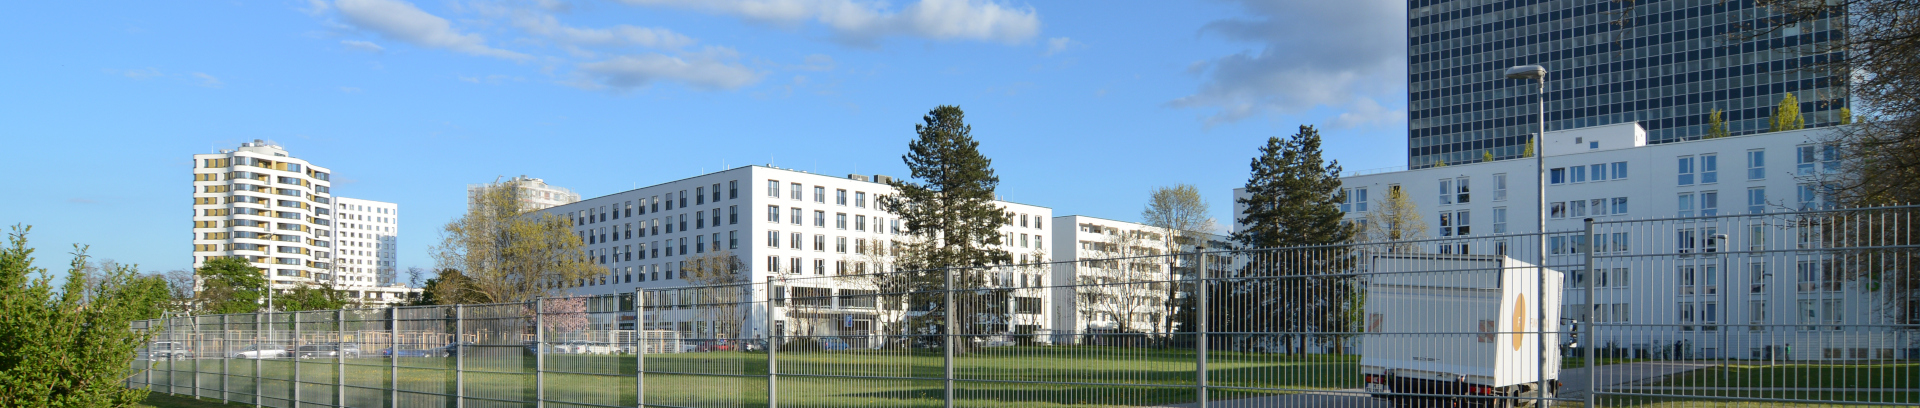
[1360,253,1563,407]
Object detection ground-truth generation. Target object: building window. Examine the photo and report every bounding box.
[1549,168,1565,184]
[813,186,825,203]
[1700,191,1719,217]
[1589,198,1608,216]
[1677,193,1695,217]
[855,215,866,231]
[1352,187,1368,211]
[836,236,848,253]
[1493,174,1507,201]
[814,259,826,275]
[768,180,779,198]
[712,183,722,202]
[1747,187,1767,214]
[1492,207,1507,234]
[695,187,705,205]
[855,192,866,208]
[1797,184,1818,210]
[1590,163,1608,181]
[814,210,825,227]
[1797,145,1817,176]
[768,231,779,248]
[1549,201,1565,219]
[730,180,738,199]
[1678,156,1696,186]
[1747,150,1765,180]
[1439,179,1453,205]
[791,207,802,225]
[1701,153,1719,184]
[814,235,825,251]
[1571,165,1586,183]
[1612,197,1628,215]
[696,211,705,229]
[836,189,847,205]
[1438,210,1468,236]
[1569,200,1586,218]
[729,206,738,224]
[836,213,848,230]
[791,183,802,200]
[790,232,802,250]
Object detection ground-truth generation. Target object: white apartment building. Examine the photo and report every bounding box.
[1237,123,1914,360]
[472,175,580,211]
[331,197,418,306]
[192,140,338,289]
[541,165,1054,344]
[1049,215,1230,343]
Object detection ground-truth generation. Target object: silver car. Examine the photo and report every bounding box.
[231,344,289,359]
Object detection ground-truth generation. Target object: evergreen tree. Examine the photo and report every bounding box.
[277,282,354,311]
[1522,138,1535,157]
[1707,109,1731,139]
[1770,92,1806,131]
[1222,125,1360,354]
[878,105,1011,353]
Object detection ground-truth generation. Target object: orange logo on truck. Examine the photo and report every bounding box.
[1512,293,1527,351]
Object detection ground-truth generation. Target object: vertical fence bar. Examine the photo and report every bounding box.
[192,316,200,398]
[389,307,399,406]
[337,309,346,407]
[535,298,546,408]
[222,314,230,403]
[454,304,464,408]
[942,266,955,408]
[1584,219,1597,408]
[255,313,262,408]
[1195,247,1208,408]
[766,283,778,408]
[292,311,301,408]
[167,316,176,396]
[635,288,645,408]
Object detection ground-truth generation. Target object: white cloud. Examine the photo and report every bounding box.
[616,0,1040,45]
[1042,36,1076,56]
[333,0,531,61]
[1169,0,1406,127]
[191,72,224,88]
[108,67,164,79]
[793,53,835,71]
[511,12,695,49]
[341,40,385,53]
[572,51,763,91]
[1326,97,1406,129]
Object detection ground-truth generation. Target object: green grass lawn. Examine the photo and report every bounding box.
[1649,362,1919,389]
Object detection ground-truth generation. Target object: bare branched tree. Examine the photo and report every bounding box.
[1361,186,1429,253]
[682,250,751,340]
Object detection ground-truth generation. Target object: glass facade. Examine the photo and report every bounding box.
[1407,0,1846,168]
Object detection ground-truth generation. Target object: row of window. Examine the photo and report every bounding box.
[765,205,893,233]
[585,231,739,265]
[1551,162,1630,185]
[581,206,739,245]
[766,179,872,208]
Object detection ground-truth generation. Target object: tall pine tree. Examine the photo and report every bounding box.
[878,105,1012,353]
[1220,125,1360,354]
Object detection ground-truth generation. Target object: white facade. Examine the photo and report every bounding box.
[330,197,418,306]
[540,166,1054,342]
[1049,215,1230,342]
[472,175,580,211]
[1238,124,1912,360]
[192,140,338,289]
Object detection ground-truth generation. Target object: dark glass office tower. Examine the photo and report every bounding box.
[1406,0,1846,169]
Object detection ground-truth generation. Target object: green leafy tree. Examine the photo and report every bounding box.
[1707,109,1731,139]
[0,226,158,407]
[277,282,354,311]
[1483,151,1494,162]
[431,182,602,304]
[1224,125,1360,354]
[413,268,477,306]
[1770,92,1806,131]
[877,105,1012,353]
[195,256,267,314]
[1839,107,1853,125]
[1521,138,1535,157]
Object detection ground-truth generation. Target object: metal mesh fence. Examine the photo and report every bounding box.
[129,207,1918,407]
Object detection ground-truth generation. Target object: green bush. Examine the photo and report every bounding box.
[0,225,164,407]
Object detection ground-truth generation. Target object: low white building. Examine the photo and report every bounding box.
[541,165,1054,345]
[1048,215,1230,344]
[1238,123,1915,360]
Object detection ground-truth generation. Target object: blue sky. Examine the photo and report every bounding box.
[0,0,1409,279]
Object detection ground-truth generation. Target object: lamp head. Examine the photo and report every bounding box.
[1505,65,1547,80]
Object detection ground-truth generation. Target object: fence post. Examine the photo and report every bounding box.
[1195,248,1208,408]
[337,309,346,407]
[455,304,465,408]
[942,266,955,408]
[766,283,778,408]
[222,314,230,403]
[635,288,645,408]
[192,316,200,398]
[390,307,399,405]
[292,311,301,408]
[535,298,546,408]
[1583,219,1597,407]
[255,313,263,408]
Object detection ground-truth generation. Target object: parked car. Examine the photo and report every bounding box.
[694,339,736,352]
[439,342,477,357]
[231,343,289,359]
[144,342,193,360]
[554,340,616,355]
[381,344,442,357]
[294,343,361,359]
[820,338,852,351]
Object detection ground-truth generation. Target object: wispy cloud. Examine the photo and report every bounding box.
[571,48,763,92]
[1168,0,1407,127]
[341,40,385,53]
[510,12,695,50]
[191,72,224,88]
[1042,36,1077,56]
[333,0,531,61]
[615,0,1041,46]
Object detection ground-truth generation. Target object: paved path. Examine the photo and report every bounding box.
[1157,362,1717,408]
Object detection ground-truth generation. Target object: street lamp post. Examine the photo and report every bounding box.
[1505,64,1550,407]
